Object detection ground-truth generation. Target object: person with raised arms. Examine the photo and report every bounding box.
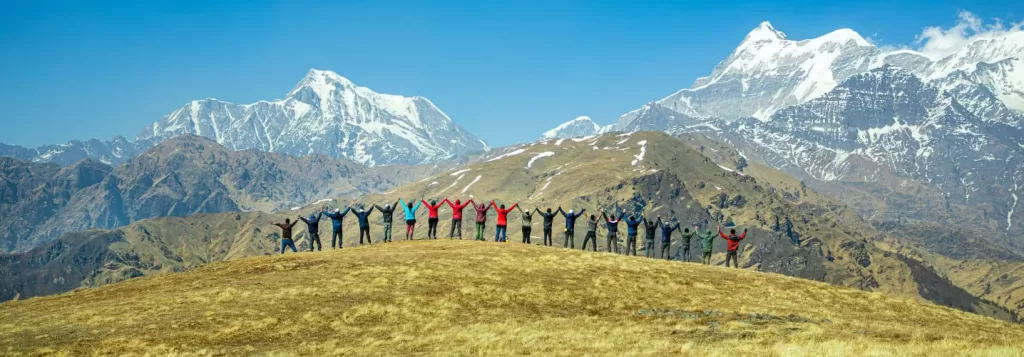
[517,205,534,244]
[374,201,399,243]
[719,225,748,268]
[323,205,351,249]
[624,211,644,256]
[601,209,626,254]
[642,216,660,258]
[443,198,473,239]
[422,199,445,240]
[557,206,586,249]
[582,214,599,251]
[273,218,299,254]
[398,198,422,240]
[298,210,325,252]
[678,226,697,262]
[351,205,376,245]
[473,200,493,241]
[535,208,558,246]
[660,218,681,260]
[492,200,518,242]
[697,225,717,265]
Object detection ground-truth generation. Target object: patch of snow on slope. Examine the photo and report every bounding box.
[462,175,482,193]
[449,169,471,176]
[717,164,747,176]
[631,140,648,166]
[486,148,526,162]
[1011,192,1019,230]
[439,174,466,194]
[571,135,597,142]
[428,181,439,186]
[555,139,565,146]
[527,151,555,169]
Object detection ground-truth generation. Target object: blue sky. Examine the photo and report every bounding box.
[0,1,1021,148]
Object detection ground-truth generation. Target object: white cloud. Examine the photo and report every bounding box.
[914,11,1024,60]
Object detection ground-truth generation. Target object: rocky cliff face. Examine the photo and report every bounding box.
[0,135,412,253]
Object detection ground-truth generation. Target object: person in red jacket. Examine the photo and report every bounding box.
[492,200,518,243]
[444,198,473,239]
[718,225,747,268]
[473,201,492,241]
[422,199,444,240]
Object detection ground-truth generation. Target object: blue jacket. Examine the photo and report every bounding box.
[558,208,586,229]
[352,207,376,228]
[660,222,680,241]
[399,198,422,221]
[299,212,323,234]
[625,216,642,236]
[324,207,351,229]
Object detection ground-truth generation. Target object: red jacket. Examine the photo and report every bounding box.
[719,229,747,251]
[422,200,444,219]
[474,203,492,223]
[492,201,518,226]
[444,199,472,220]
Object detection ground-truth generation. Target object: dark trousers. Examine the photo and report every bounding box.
[331,229,343,249]
[582,231,597,251]
[702,251,712,265]
[726,250,739,268]
[644,239,656,258]
[281,239,297,254]
[359,226,371,244]
[522,226,532,244]
[607,232,619,253]
[449,219,462,238]
[383,222,392,242]
[661,241,671,260]
[543,227,553,246]
[428,218,439,239]
[563,229,575,248]
[625,234,637,255]
[309,232,322,251]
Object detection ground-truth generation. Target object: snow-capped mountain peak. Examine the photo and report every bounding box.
[540,116,609,139]
[743,21,788,43]
[5,69,488,167]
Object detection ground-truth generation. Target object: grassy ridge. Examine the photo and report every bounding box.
[2,240,1022,356]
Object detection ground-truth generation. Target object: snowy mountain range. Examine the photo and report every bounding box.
[541,21,1024,235]
[0,69,488,167]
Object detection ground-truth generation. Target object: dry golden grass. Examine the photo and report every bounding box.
[2,240,1023,356]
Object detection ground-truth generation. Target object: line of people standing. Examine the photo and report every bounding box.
[272,197,749,267]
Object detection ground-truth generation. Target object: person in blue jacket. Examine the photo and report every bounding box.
[324,206,351,249]
[601,209,626,254]
[557,207,586,249]
[351,205,376,245]
[298,210,324,252]
[624,212,644,256]
[399,198,422,240]
[659,218,681,260]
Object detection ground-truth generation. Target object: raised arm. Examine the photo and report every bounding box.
[508,202,518,212]
[412,200,422,212]
[444,198,454,208]
[556,206,565,216]
[718,226,728,239]
[399,198,407,209]
[298,216,310,224]
[341,207,351,216]
[739,229,748,240]
[366,206,375,215]
[577,208,585,217]
[374,204,384,212]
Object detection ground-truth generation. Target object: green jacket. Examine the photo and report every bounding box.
[698,230,716,253]
[680,230,695,245]
[517,207,533,227]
